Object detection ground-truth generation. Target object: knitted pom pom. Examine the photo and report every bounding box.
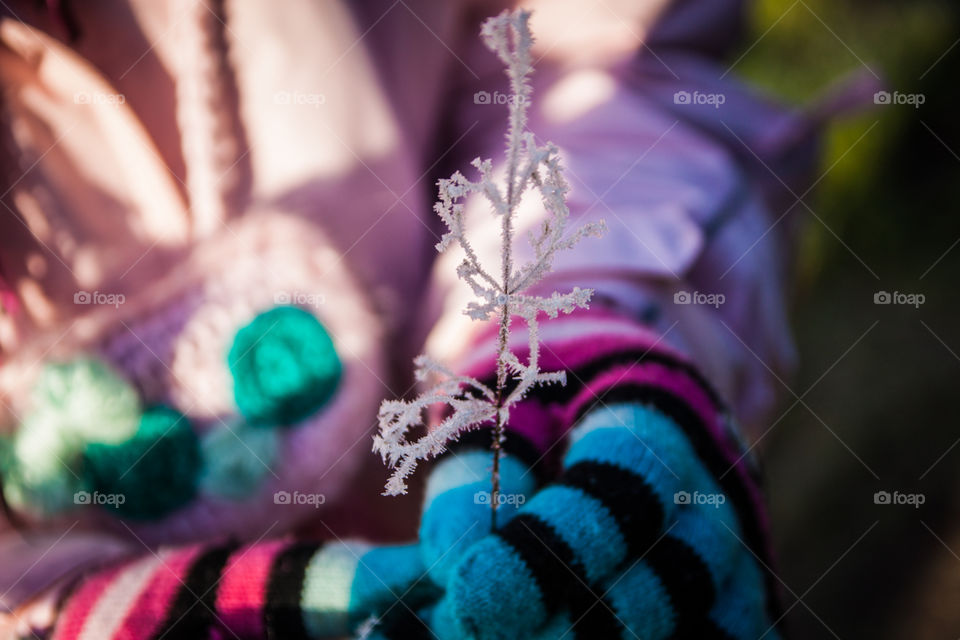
[2,414,84,515]
[227,306,342,426]
[199,419,278,499]
[30,357,141,444]
[83,406,202,520]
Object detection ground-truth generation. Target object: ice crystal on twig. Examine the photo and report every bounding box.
[372,9,604,526]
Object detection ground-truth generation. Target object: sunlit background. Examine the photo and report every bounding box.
[736,1,960,637]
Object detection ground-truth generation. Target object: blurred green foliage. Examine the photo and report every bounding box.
[733,2,960,638]
[737,0,959,286]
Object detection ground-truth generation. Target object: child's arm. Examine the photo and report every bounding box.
[5,538,433,640]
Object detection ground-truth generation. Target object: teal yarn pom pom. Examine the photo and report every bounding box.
[199,419,278,499]
[30,357,141,445]
[83,406,202,520]
[227,306,342,426]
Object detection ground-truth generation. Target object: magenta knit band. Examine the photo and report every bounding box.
[53,546,204,640]
[214,539,287,638]
[51,539,313,640]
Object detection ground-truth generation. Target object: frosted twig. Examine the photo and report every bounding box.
[372,10,604,530]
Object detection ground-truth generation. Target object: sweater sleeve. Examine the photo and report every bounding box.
[16,537,429,640]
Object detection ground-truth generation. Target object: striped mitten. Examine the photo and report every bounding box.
[46,539,434,640]
[378,310,778,640]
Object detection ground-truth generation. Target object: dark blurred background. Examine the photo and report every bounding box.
[734,0,960,637]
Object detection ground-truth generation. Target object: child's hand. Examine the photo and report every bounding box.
[374,317,778,640]
[420,404,766,640]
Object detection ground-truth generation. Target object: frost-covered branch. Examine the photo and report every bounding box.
[373,10,603,523]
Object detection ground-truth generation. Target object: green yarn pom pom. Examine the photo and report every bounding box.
[199,419,278,500]
[30,357,141,445]
[1,416,84,516]
[227,306,342,426]
[0,356,140,517]
[83,406,202,520]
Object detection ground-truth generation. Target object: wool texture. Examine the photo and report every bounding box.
[199,418,279,500]
[227,305,342,427]
[50,541,425,640]
[83,406,202,519]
